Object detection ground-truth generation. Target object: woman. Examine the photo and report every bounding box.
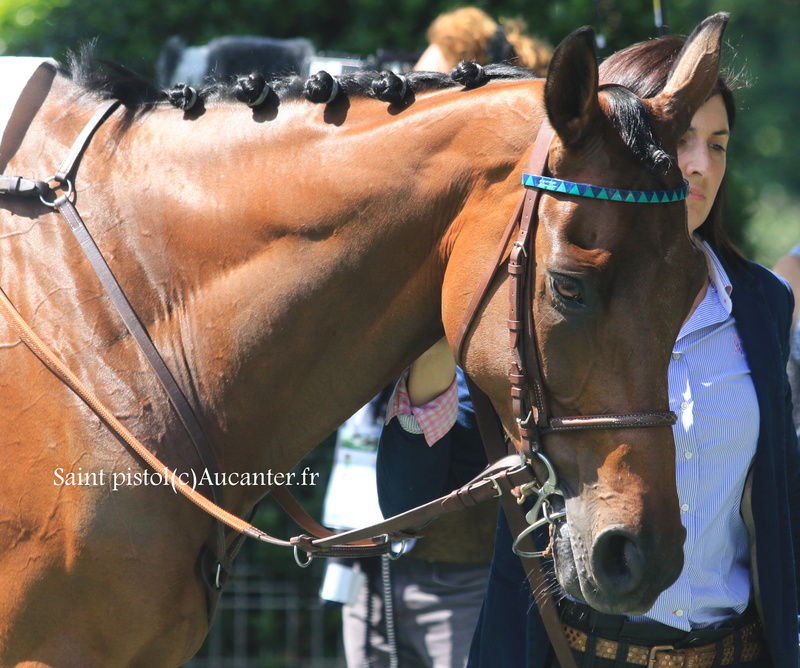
[378,35,799,668]
[415,6,552,75]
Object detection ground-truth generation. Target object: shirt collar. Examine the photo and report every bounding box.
[694,237,733,315]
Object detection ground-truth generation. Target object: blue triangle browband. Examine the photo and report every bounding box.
[522,174,690,203]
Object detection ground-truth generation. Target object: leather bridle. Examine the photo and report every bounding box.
[453,118,678,462]
[448,119,685,668]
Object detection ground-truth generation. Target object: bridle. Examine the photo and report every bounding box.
[446,119,688,667]
[452,118,687,555]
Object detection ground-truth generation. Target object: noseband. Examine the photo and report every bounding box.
[453,120,686,554]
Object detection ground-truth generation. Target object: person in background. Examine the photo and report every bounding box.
[345,341,495,668]
[415,6,552,76]
[773,243,800,434]
[380,33,799,668]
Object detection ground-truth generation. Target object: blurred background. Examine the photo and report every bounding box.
[2,0,797,665]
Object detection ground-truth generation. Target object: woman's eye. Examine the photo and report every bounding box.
[553,278,583,304]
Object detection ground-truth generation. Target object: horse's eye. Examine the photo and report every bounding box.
[552,277,583,304]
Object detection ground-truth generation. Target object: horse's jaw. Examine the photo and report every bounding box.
[550,501,685,615]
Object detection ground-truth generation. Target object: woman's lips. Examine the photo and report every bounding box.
[687,185,704,201]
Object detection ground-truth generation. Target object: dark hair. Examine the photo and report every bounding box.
[599,36,745,267]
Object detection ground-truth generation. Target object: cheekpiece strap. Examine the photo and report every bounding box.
[522,173,690,204]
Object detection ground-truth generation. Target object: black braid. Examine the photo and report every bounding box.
[451,61,487,89]
[234,72,272,107]
[166,83,198,110]
[304,71,340,104]
[371,71,409,104]
[451,61,537,90]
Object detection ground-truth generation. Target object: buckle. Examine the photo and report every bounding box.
[647,644,674,667]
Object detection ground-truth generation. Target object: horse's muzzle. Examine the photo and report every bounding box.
[552,518,685,615]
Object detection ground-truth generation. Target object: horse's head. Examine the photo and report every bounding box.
[454,15,727,615]
[530,16,726,614]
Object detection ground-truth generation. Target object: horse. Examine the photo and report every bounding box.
[0,14,726,666]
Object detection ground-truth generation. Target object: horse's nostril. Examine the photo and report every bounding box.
[592,526,646,596]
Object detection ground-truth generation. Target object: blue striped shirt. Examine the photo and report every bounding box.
[631,241,759,630]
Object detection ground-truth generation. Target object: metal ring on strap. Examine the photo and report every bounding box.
[38,176,73,208]
[293,544,314,568]
[387,537,408,561]
[512,500,567,558]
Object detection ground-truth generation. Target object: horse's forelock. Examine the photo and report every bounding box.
[599,84,674,175]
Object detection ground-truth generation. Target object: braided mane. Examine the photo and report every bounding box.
[62,44,538,111]
[62,45,669,173]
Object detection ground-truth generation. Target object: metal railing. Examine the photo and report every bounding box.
[184,549,346,668]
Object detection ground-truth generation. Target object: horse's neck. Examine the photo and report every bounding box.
[87,98,457,474]
[23,80,540,502]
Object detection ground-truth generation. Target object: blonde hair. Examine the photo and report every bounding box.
[426,7,552,75]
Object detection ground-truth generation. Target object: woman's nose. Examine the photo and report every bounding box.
[680,142,708,176]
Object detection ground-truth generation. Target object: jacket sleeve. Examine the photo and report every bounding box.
[779,283,800,612]
[376,368,487,518]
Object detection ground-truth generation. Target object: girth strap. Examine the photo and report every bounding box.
[50,104,224,507]
[0,99,236,616]
[50,102,234,590]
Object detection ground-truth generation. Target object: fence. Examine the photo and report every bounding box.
[184,545,346,668]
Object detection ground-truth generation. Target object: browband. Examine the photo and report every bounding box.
[522,173,690,204]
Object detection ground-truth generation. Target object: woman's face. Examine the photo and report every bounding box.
[677,93,730,234]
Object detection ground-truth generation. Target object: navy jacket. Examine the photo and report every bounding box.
[378,255,799,667]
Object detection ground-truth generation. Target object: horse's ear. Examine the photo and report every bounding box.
[544,26,600,147]
[650,13,729,138]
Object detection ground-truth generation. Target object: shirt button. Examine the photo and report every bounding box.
[680,402,689,410]
[681,503,690,512]
[675,609,684,617]
[672,352,682,361]
[684,451,693,459]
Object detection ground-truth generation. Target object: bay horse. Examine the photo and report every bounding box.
[0,14,725,666]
